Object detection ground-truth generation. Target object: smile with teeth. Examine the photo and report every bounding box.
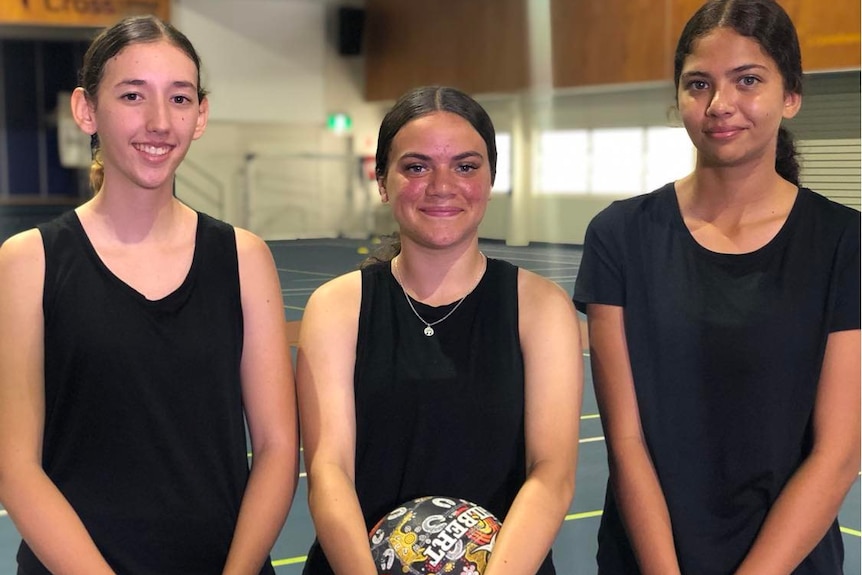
[134,143,171,156]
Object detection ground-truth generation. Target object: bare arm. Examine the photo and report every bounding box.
[735,329,861,575]
[587,303,682,575]
[484,271,583,574]
[222,229,300,575]
[0,231,115,575]
[296,272,378,575]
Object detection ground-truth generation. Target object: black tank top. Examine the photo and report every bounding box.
[304,258,555,574]
[19,210,274,575]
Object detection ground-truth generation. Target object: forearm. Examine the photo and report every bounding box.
[307,465,377,575]
[222,446,298,575]
[484,461,574,575]
[1,468,115,575]
[609,438,681,575]
[735,451,858,575]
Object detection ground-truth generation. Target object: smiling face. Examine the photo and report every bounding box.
[677,27,801,173]
[379,111,492,251]
[73,39,208,194]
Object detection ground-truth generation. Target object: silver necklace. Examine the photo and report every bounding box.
[393,253,485,337]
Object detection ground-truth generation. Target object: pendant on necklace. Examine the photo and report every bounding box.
[424,326,435,336]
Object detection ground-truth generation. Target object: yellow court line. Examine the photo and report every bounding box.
[581,414,600,420]
[272,556,308,566]
[841,526,861,537]
[565,509,603,521]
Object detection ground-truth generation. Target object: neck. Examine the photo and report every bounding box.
[394,244,486,306]
[677,164,795,221]
[83,189,185,244]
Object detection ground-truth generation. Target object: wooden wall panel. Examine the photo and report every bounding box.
[551,0,670,88]
[782,0,861,71]
[365,0,859,98]
[364,0,528,101]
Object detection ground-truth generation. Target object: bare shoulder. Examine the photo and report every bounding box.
[299,270,363,350]
[306,270,363,318]
[0,229,45,323]
[517,267,574,314]
[0,229,45,280]
[233,226,272,262]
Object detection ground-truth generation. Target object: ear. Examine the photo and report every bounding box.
[377,177,389,203]
[70,87,97,135]
[193,96,209,140]
[782,91,802,120]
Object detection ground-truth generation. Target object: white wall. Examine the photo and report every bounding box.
[171,0,389,238]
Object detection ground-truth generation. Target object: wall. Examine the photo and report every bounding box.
[171,0,389,236]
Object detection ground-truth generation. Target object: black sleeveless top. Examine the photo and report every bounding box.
[304,258,555,574]
[19,210,274,575]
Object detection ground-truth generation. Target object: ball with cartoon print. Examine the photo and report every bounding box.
[368,496,501,574]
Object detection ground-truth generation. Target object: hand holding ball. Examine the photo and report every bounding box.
[369,496,502,574]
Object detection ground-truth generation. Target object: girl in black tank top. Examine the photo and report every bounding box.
[297,86,583,575]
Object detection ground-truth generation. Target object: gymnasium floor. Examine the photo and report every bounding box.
[0,237,859,573]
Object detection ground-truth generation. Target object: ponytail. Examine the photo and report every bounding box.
[359,232,401,269]
[88,134,104,195]
[776,126,800,186]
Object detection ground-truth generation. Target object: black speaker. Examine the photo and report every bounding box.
[338,7,365,56]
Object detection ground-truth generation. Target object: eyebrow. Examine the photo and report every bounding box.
[113,79,197,91]
[398,151,485,162]
[681,63,770,79]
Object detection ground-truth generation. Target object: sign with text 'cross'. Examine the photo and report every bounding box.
[1,0,170,28]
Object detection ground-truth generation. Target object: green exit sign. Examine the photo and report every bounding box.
[327,113,352,132]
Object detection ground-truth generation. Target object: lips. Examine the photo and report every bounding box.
[705,126,744,139]
[133,143,173,157]
[421,207,463,216]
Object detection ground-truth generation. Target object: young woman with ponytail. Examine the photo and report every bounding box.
[0,15,298,575]
[574,0,860,573]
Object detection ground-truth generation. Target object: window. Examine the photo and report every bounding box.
[537,127,694,195]
[491,132,511,193]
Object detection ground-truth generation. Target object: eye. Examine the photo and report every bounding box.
[456,163,479,174]
[121,93,141,101]
[687,79,709,91]
[739,75,760,87]
[172,95,192,104]
[404,164,426,174]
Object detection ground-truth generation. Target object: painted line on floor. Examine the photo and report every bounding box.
[565,509,602,521]
[841,526,861,537]
[272,555,308,566]
[0,509,7,517]
[581,414,600,420]
[579,436,605,444]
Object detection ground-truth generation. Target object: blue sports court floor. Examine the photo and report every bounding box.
[0,237,859,573]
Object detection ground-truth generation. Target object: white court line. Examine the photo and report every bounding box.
[579,436,605,444]
[1,509,7,518]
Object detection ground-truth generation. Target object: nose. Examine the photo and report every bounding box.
[146,99,170,133]
[425,169,456,196]
[706,87,735,116]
